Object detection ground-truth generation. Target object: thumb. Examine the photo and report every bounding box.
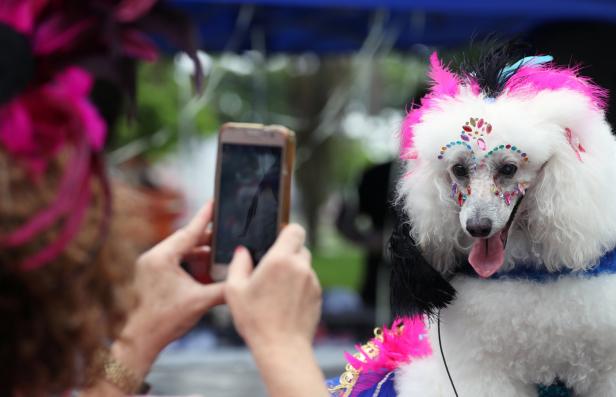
[227,246,254,285]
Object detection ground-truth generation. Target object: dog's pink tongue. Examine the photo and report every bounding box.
[469,234,505,278]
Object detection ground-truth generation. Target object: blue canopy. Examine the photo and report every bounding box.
[170,0,616,53]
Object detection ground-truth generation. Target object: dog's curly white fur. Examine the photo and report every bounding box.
[395,55,616,396]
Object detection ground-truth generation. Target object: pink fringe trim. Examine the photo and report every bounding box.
[345,317,432,397]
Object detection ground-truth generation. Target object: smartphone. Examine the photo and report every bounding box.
[210,123,295,281]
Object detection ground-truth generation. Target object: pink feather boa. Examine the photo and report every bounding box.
[343,317,432,397]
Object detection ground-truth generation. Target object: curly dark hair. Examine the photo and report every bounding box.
[0,149,137,396]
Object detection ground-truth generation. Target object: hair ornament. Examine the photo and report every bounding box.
[437,141,474,160]
[565,127,586,162]
[450,182,457,199]
[0,0,202,271]
[460,117,492,151]
[451,182,472,207]
[497,55,554,84]
[439,116,530,166]
[402,51,607,158]
[490,181,528,206]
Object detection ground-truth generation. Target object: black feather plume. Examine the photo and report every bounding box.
[0,23,33,105]
[389,204,457,318]
[457,40,533,98]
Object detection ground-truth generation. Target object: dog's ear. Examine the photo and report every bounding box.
[389,204,456,318]
[525,90,616,269]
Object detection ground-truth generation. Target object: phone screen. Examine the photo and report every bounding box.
[214,143,282,264]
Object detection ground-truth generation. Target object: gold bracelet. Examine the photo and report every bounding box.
[95,350,144,395]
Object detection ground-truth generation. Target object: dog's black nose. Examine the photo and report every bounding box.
[466,218,492,237]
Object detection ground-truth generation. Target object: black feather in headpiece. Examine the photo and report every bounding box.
[457,40,533,98]
[0,23,33,105]
[389,203,457,318]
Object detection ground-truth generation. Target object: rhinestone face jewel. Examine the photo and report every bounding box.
[436,117,531,207]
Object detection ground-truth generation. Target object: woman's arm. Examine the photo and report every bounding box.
[225,226,329,397]
[84,210,329,397]
[250,339,329,397]
[82,202,224,396]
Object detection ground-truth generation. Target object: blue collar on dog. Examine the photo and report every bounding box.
[481,248,616,282]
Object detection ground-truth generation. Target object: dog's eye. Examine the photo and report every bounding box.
[452,164,468,177]
[499,164,518,177]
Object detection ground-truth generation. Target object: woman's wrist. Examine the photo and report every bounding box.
[248,333,312,358]
[81,341,155,397]
[111,309,168,381]
[251,337,316,375]
[110,335,159,382]
[248,335,328,397]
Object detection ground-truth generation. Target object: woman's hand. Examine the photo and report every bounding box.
[225,224,321,348]
[224,224,328,397]
[112,201,224,380]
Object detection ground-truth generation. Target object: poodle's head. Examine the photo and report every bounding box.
[397,49,616,287]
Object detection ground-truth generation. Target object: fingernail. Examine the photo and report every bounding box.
[234,246,243,254]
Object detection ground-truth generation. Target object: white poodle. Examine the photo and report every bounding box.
[387,47,616,397]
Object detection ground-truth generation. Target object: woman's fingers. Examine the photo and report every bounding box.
[267,224,305,257]
[182,246,211,261]
[298,247,312,265]
[227,246,254,285]
[156,201,214,259]
[196,227,213,247]
[224,224,322,352]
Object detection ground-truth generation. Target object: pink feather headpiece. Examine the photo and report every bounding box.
[0,0,201,271]
[400,52,607,160]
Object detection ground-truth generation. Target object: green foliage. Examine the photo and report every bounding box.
[327,135,372,186]
[312,229,365,290]
[313,249,364,291]
[379,55,429,106]
[309,219,365,290]
[111,60,219,159]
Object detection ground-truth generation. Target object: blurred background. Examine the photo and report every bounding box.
[103,1,616,395]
